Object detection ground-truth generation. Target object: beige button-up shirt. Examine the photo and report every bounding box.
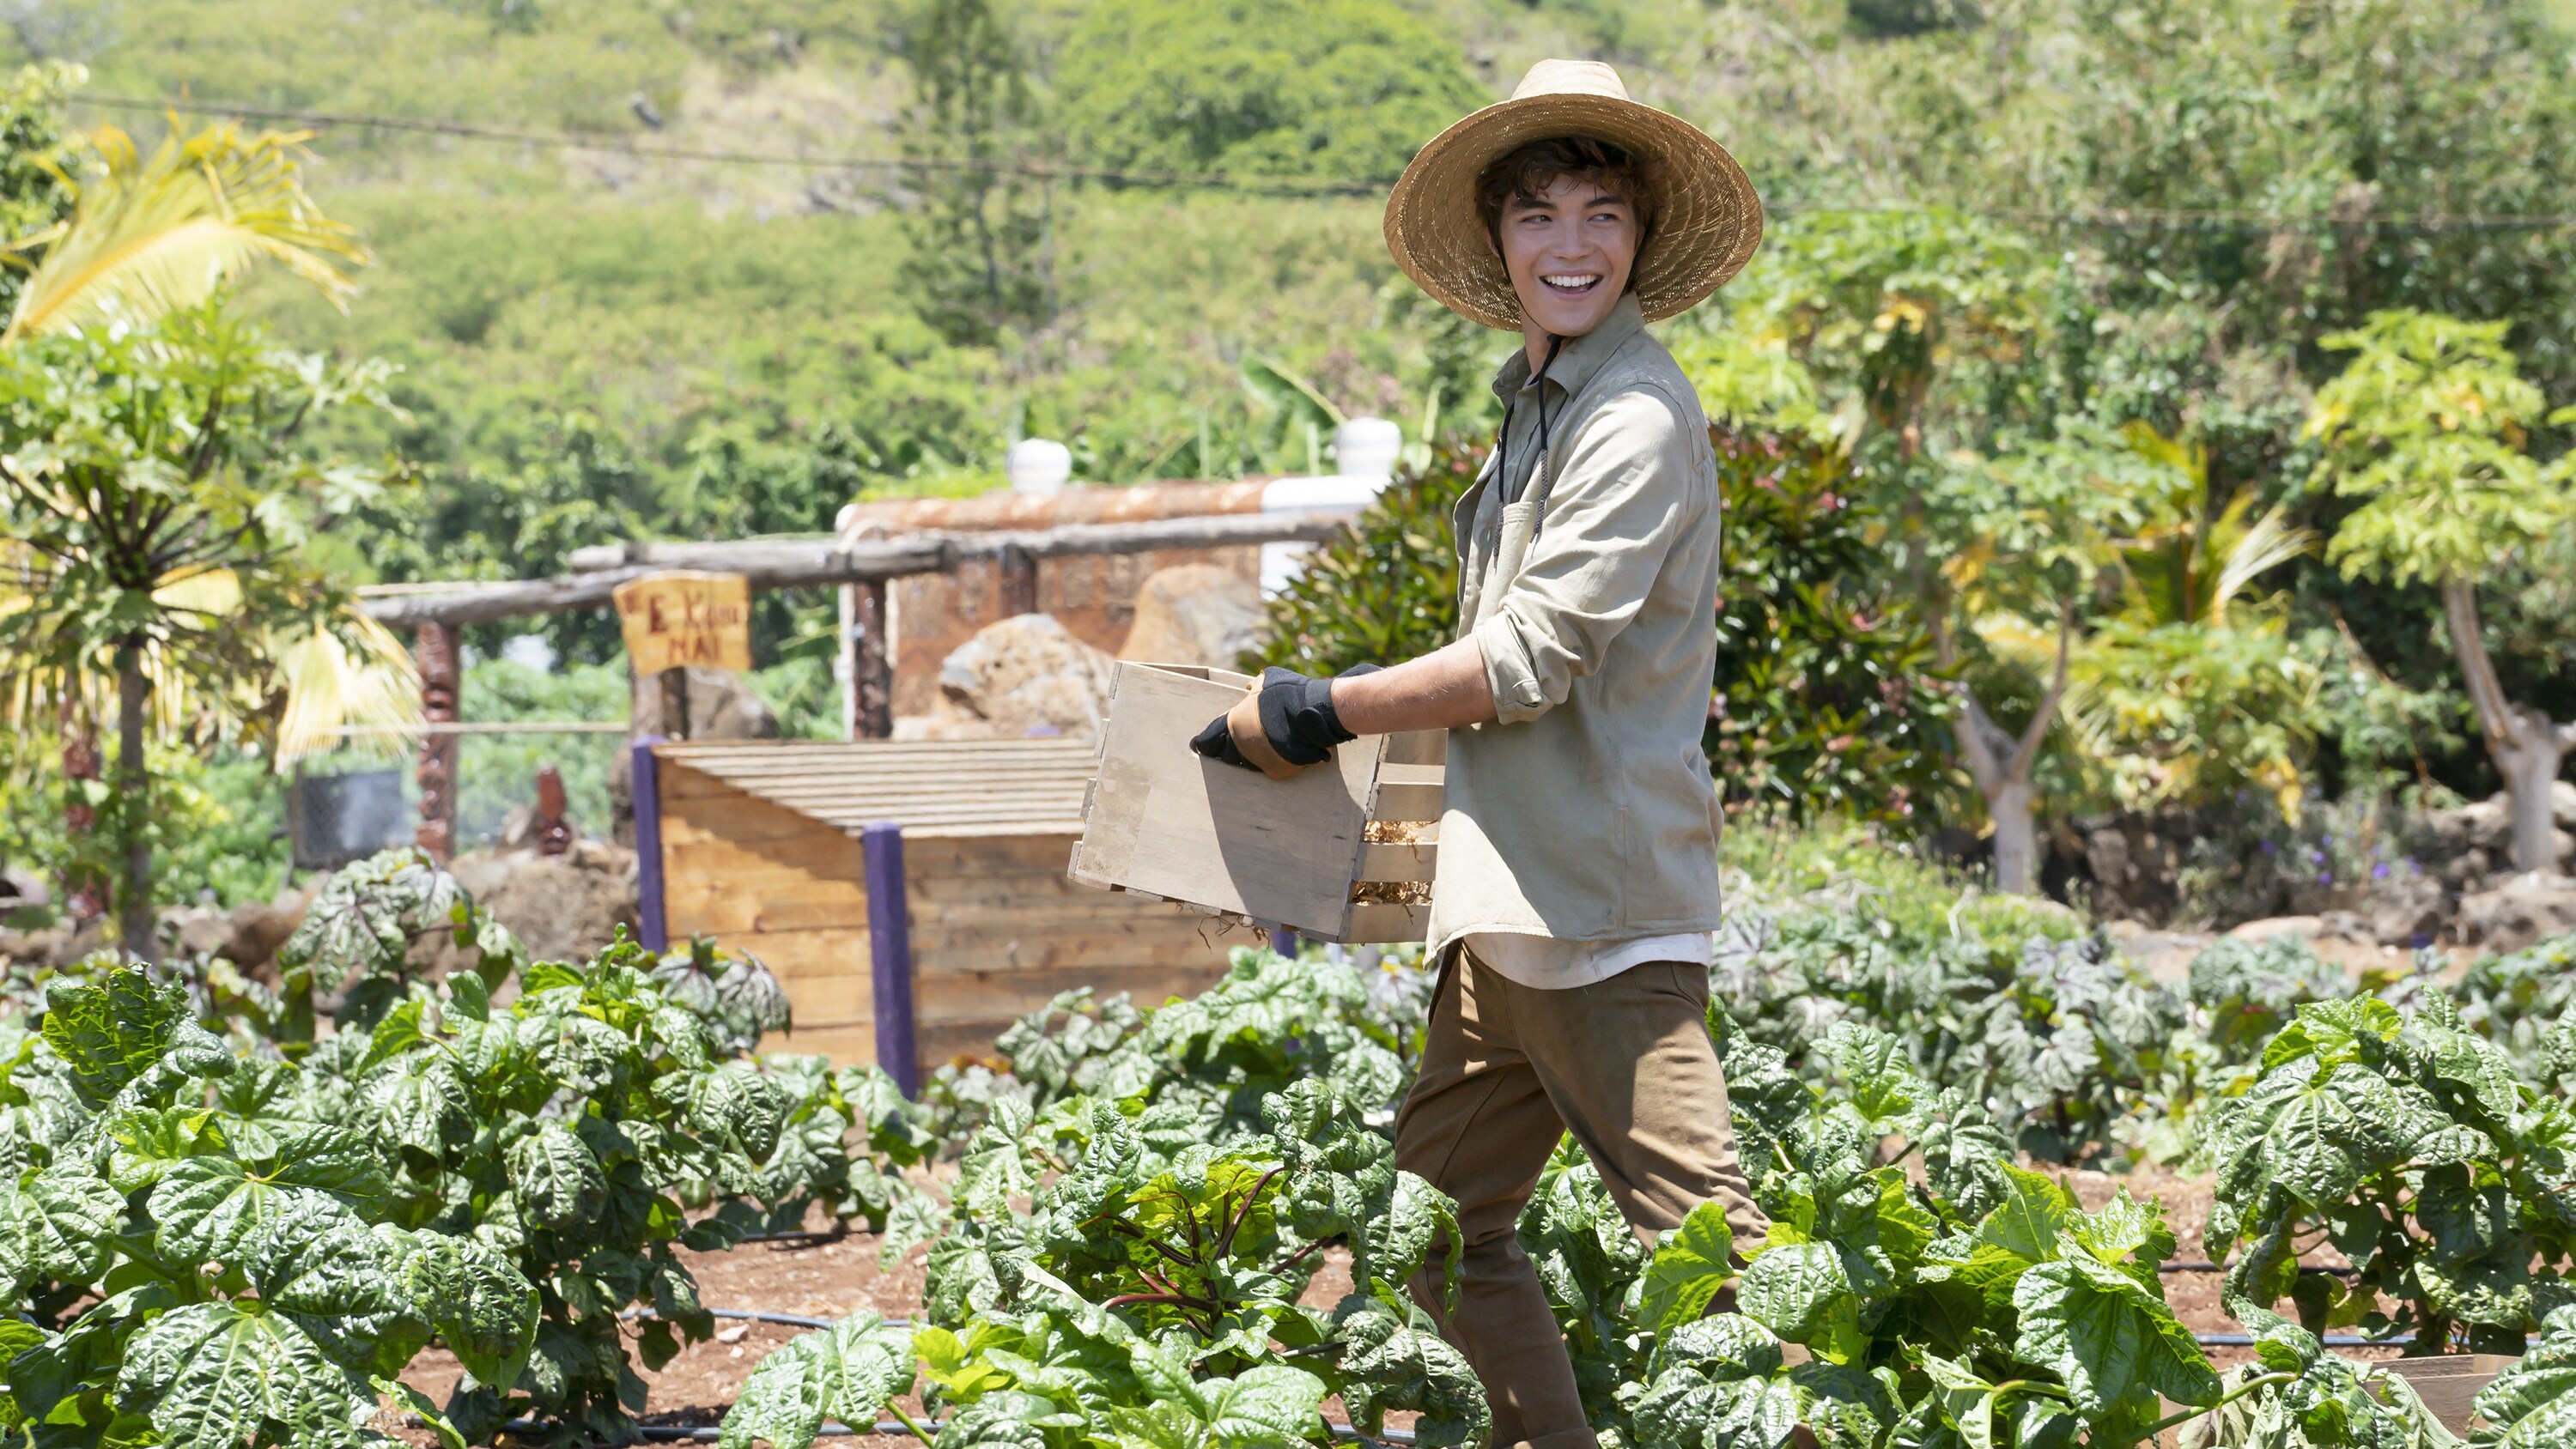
[1426,294,1727,963]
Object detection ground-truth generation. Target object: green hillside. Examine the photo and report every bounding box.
[10,0,2573,672]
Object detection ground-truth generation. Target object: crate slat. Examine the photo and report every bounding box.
[1356,840,1437,883]
[1339,901,1429,945]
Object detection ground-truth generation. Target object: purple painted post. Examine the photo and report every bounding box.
[631,735,669,953]
[861,821,919,1096]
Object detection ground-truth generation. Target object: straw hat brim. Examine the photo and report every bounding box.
[1383,91,1763,331]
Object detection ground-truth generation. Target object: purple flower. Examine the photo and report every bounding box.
[2373,863,2391,880]
[2318,872,2333,885]
[2261,840,2278,855]
[2308,847,2326,864]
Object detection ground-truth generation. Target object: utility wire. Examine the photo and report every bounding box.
[70,92,2576,232]
[70,93,1385,197]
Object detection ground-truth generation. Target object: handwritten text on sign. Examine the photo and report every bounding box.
[611,572,752,674]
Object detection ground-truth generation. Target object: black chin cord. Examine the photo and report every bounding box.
[1525,334,1569,535]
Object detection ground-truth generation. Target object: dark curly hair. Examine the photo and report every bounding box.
[1473,136,1659,252]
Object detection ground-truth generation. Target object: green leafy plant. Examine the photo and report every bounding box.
[303,932,933,1446]
[1707,428,1949,825]
[725,1076,1486,1449]
[1249,440,1473,677]
[1601,1016,2245,1449]
[0,969,538,1449]
[2201,995,2576,1353]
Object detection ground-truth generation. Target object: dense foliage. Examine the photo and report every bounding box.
[1246,441,1473,676]
[1705,430,1948,824]
[0,850,934,1447]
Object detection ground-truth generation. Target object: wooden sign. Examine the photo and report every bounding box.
[612,571,752,674]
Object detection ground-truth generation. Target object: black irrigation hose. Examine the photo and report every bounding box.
[497,1417,1423,1445]
[2161,1259,2360,1276]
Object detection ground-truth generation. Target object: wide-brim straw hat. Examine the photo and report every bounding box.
[1384,59,1764,331]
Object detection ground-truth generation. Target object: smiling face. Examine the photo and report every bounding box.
[1494,175,1641,355]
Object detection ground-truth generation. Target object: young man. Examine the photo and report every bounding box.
[1192,59,1766,1449]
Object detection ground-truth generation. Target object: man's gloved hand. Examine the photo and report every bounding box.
[1190,664,1382,779]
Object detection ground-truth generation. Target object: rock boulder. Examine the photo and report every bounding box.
[2455,871,2576,954]
[904,613,1117,740]
[1118,564,1267,669]
[461,840,641,965]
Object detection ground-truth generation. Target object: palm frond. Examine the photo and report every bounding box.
[271,612,421,766]
[3,121,368,344]
[2208,508,2315,621]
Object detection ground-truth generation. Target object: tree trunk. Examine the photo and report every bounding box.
[1986,774,2041,897]
[115,645,155,963]
[1934,601,2076,897]
[2442,577,2572,874]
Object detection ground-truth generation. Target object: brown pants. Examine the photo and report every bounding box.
[1392,949,1766,1449]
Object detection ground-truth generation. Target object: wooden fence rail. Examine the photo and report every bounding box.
[359,511,1357,628]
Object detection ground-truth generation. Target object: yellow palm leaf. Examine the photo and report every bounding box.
[271,612,421,765]
[3,121,368,344]
[151,565,243,618]
[2208,508,2315,622]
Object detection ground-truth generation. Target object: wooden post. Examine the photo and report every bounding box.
[631,735,668,952]
[414,623,461,858]
[861,821,919,1094]
[997,542,1037,617]
[848,580,892,740]
[659,667,690,742]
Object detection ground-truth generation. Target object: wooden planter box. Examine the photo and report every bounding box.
[1070,663,1443,943]
[2378,1354,2510,1435]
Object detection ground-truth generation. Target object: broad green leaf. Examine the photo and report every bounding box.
[244,1192,407,1319]
[1641,1200,1738,1331]
[395,1230,539,1391]
[118,1300,379,1449]
[720,1311,915,1449]
[40,970,231,1107]
[2475,1307,2576,1446]
[2011,1252,2219,1418]
[1738,1243,1862,1361]
[1329,1298,1488,1447]
[507,1122,606,1229]
[149,1128,387,1266]
[1649,1313,1784,1383]
[1198,1362,1326,1441]
[3,1163,120,1288]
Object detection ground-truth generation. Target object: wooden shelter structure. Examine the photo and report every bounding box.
[635,737,1242,1082]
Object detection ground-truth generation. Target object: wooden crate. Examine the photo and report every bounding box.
[2379,1355,2509,1435]
[1069,662,1443,943]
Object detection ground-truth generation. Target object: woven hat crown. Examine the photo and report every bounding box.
[1382,59,1764,330]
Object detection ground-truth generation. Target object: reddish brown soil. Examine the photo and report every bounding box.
[378,1167,2400,1443]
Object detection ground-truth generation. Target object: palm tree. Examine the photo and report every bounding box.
[0,117,413,959]
[3,118,363,342]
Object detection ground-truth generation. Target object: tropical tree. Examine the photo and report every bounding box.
[3,118,361,343]
[0,110,400,955]
[2308,309,2576,872]
[0,304,413,956]
[1704,208,2127,890]
[1929,424,2183,891]
[2050,426,2324,815]
[896,0,1054,349]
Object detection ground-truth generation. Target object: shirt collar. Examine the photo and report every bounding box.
[1489,291,1647,406]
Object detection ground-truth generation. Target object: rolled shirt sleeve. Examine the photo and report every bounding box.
[1473,389,1691,724]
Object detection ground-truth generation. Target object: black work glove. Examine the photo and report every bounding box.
[1190,664,1381,778]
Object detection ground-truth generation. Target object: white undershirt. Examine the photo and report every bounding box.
[1461,931,1714,991]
